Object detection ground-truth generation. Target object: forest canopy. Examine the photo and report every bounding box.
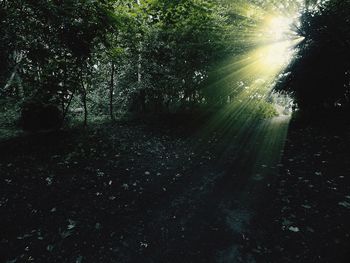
[1,0,349,130]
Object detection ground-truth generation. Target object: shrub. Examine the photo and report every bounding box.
[20,100,62,131]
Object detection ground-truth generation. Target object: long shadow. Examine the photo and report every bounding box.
[132,109,291,262]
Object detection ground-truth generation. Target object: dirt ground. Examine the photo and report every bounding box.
[0,114,349,263]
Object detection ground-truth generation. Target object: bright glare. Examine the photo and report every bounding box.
[265,41,290,66]
[266,16,294,41]
[256,38,302,72]
[256,15,304,72]
[206,4,306,123]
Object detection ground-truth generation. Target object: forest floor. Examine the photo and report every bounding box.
[0,113,350,263]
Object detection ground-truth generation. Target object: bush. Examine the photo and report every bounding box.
[20,100,63,131]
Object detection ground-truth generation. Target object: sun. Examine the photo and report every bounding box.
[266,16,294,41]
[255,14,304,72]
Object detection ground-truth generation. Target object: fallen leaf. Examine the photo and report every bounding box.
[339,201,350,209]
[288,226,300,232]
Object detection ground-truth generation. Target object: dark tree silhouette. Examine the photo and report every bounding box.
[278,0,350,112]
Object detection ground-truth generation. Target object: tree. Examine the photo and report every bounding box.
[0,0,118,127]
[277,0,350,111]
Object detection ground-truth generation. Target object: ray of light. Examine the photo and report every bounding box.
[195,1,307,179]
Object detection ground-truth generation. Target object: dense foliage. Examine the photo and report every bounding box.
[1,0,232,127]
[1,0,349,130]
[278,0,350,111]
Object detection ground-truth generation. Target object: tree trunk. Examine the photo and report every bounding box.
[62,90,75,121]
[3,51,23,95]
[137,53,142,83]
[82,89,88,126]
[60,55,68,115]
[109,61,115,120]
[80,66,88,126]
[136,0,141,83]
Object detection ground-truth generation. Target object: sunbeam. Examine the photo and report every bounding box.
[205,2,305,122]
[198,2,305,178]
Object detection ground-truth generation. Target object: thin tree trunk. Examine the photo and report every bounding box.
[62,90,75,121]
[4,69,17,91]
[136,0,143,112]
[62,54,67,113]
[137,53,142,83]
[3,51,23,93]
[80,66,88,126]
[82,89,88,126]
[109,61,115,120]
